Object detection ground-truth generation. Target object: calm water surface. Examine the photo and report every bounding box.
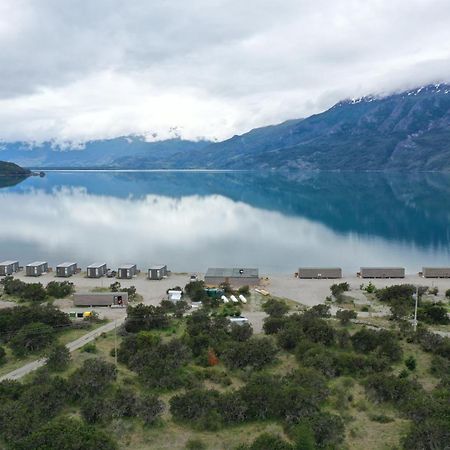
[0,171,449,274]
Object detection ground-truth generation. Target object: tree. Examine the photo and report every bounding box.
[46,281,74,298]
[405,355,417,371]
[291,423,316,450]
[446,288,450,299]
[262,298,290,317]
[330,282,350,301]
[402,418,450,450]
[0,345,6,365]
[138,394,165,425]
[336,309,357,325]
[222,337,278,370]
[10,322,55,356]
[242,433,293,450]
[418,302,450,325]
[69,358,117,400]
[20,283,47,303]
[18,416,118,450]
[230,322,253,341]
[263,316,286,335]
[46,344,71,372]
[238,285,250,296]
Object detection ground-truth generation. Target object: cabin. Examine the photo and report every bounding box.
[73,292,128,307]
[422,267,450,278]
[204,268,259,288]
[25,261,48,277]
[148,265,168,280]
[298,267,342,279]
[117,264,137,279]
[0,260,19,276]
[360,267,405,278]
[56,262,78,277]
[86,263,107,278]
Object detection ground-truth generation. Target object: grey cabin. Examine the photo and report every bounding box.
[298,267,342,279]
[86,262,107,278]
[26,261,48,277]
[73,292,128,307]
[56,262,78,277]
[360,267,405,278]
[204,268,259,288]
[148,265,168,280]
[0,260,19,276]
[422,267,450,278]
[118,264,137,279]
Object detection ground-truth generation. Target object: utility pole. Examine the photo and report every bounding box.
[114,319,117,367]
[413,285,419,332]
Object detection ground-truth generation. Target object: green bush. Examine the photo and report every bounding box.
[405,355,417,371]
[46,344,71,371]
[81,342,97,353]
[336,309,357,325]
[0,345,6,365]
[262,298,290,317]
[10,322,55,356]
[45,281,75,299]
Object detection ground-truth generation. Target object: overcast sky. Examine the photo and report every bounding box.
[1,0,450,143]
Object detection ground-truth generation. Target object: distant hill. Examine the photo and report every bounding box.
[162,84,450,171]
[0,137,212,168]
[0,161,31,176]
[0,161,32,188]
[1,84,450,171]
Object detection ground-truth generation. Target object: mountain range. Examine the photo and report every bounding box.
[1,84,450,171]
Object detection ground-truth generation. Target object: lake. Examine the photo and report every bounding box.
[0,170,449,274]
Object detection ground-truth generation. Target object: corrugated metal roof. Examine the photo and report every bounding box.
[57,262,77,268]
[0,260,18,265]
[205,268,259,278]
[26,261,47,266]
[87,262,107,268]
[119,264,136,269]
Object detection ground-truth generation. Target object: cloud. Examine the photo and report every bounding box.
[0,187,445,272]
[1,0,450,142]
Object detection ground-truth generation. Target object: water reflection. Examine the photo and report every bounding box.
[0,171,449,273]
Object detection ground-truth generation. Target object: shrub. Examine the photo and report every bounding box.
[46,344,71,371]
[239,433,293,450]
[446,288,450,299]
[10,322,55,356]
[418,302,449,325]
[18,417,118,450]
[262,298,290,317]
[336,309,357,325]
[45,281,75,298]
[263,316,286,334]
[81,342,97,353]
[0,345,6,365]
[222,337,278,370]
[138,394,165,425]
[405,355,417,371]
[185,439,207,450]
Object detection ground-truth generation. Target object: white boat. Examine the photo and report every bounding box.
[230,295,239,303]
[221,295,230,303]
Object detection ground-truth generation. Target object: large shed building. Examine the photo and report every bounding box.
[86,263,107,278]
[73,292,128,307]
[204,268,259,288]
[26,261,48,277]
[118,264,137,279]
[148,265,168,280]
[56,262,78,277]
[298,267,342,279]
[360,267,405,278]
[0,260,19,276]
[422,267,450,278]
